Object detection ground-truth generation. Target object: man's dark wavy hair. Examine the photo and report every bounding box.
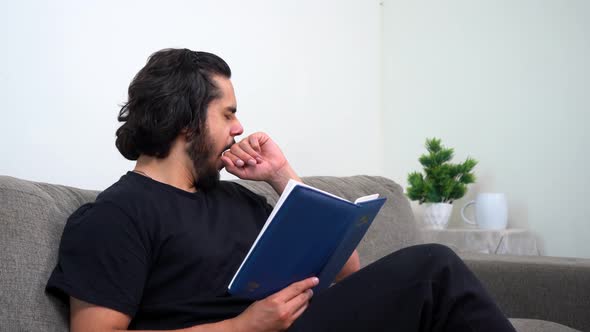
[115,48,231,160]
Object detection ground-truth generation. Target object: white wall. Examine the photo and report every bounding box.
[383,1,590,258]
[3,0,589,259]
[0,0,383,190]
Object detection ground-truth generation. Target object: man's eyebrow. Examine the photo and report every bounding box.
[227,106,237,114]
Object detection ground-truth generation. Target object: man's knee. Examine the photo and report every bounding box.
[383,243,463,273]
[362,244,463,279]
[410,243,459,260]
[393,243,458,260]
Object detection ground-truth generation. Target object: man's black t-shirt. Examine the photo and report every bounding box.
[46,172,272,329]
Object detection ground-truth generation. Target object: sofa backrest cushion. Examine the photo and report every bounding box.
[0,176,99,331]
[0,174,419,331]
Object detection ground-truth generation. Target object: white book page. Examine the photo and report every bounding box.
[354,194,380,204]
[296,181,380,204]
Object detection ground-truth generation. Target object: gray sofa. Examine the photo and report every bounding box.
[1,174,588,331]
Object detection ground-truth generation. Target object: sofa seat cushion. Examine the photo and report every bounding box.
[510,318,580,332]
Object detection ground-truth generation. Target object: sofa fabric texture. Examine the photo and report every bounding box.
[0,175,585,331]
[462,253,590,331]
[0,176,99,331]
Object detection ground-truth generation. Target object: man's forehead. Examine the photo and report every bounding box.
[212,75,234,92]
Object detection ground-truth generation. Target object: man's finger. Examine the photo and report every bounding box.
[222,151,243,168]
[249,135,262,154]
[239,140,262,163]
[275,277,318,303]
[221,154,246,176]
[221,155,237,172]
[286,289,313,317]
[291,301,309,322]
[230,144,256,167]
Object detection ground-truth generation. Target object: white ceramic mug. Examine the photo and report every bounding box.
[461,193,508,230]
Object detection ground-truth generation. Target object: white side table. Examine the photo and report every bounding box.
[421,228,541,256]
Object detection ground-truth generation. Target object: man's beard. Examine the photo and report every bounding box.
[186,129,233,192]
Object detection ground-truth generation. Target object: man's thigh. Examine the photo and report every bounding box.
[288,245,441,332]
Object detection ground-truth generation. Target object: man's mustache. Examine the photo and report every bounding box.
[221,140,236,155]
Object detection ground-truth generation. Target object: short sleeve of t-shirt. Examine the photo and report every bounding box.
[46,201,150,317]
[231,183,274,217]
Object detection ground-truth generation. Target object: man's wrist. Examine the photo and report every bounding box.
[223,317,244,332]
[267,163,301,195]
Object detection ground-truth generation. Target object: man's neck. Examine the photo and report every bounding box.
[133,155,197,193]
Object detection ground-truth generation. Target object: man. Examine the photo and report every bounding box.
[46,48,516,332]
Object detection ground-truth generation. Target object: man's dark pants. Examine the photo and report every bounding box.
[288,244,517,332]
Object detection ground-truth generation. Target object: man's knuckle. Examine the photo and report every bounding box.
[299,294,309,304]
[277,309,290,321]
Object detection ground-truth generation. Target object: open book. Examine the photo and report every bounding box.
[228,179,387,300]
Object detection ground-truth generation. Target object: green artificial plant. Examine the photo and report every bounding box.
[406,138,478,204]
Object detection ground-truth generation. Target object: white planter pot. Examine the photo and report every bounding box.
[423,203,453,229]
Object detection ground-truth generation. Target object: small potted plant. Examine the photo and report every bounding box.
[406,138,477,229]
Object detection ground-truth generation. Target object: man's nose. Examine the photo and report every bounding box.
[230,120,244,137]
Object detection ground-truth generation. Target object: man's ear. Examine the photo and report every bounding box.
[180,126,203,142]
[179,127,192,140]
[176,128,192,147]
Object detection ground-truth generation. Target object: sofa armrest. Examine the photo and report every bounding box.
[460,253,590,332]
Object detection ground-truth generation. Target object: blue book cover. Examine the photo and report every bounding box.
[228,180,387,300]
